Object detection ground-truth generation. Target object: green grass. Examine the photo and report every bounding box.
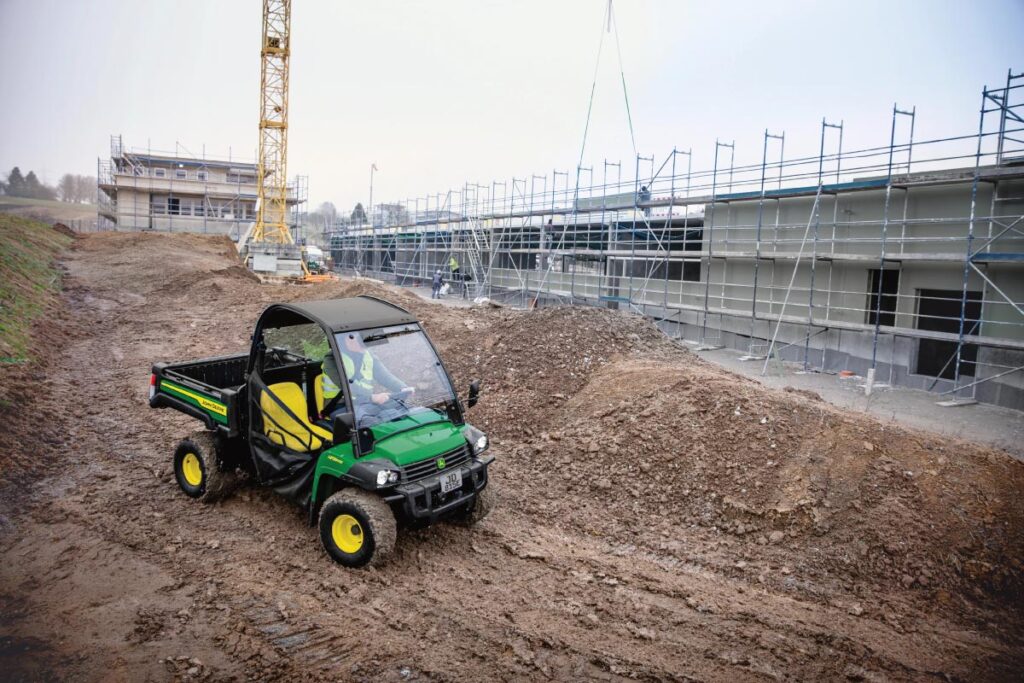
[0,215,72,362]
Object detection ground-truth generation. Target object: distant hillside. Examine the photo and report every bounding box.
[0,196,97,226]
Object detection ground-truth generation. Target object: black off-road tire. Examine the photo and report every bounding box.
[454,485,495,527]
[318,489,397,568]
[172,430,241,503]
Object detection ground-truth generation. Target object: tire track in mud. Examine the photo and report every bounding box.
[2,233,1022,681]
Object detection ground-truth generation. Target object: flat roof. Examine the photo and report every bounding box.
[262,296,419,333]
[123,152,258,171]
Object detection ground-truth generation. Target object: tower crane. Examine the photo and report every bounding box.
[253,0,292,246]
[248,0,330,280]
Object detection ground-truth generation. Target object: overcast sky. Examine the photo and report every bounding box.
[1,0,1022,211]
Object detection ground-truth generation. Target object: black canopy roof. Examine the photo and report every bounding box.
[259,296,418,333]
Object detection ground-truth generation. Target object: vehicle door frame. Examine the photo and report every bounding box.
[246,305,358,479]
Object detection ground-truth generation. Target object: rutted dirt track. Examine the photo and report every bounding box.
[2,232,1023,682]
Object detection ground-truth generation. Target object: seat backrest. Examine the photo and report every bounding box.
[260,381,329,453]
[313,374,326,414]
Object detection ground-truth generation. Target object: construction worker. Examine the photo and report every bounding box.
[323,334,412,422]
[431,269,445,299]
[449,255,460,279]
[639,185,652,217]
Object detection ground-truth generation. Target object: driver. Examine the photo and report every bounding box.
[324,333,413,418]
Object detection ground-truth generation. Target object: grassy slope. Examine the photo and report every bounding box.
[0,215,72,362]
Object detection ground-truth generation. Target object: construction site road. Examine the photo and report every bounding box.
[1,232,1022,682]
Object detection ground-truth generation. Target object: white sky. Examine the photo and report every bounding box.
[1,0,1022,211]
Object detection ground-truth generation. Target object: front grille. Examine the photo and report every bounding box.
[401,445,470,482]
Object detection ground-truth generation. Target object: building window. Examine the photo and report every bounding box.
[175,169,187,180]
[227,172,256,184]
[154,168,166,178]
[194,200,205,217]
[915,289,982,379]
[150,196,167,214]
[167,197,181,216]
[197,171,208,182]
[867,268,900,327]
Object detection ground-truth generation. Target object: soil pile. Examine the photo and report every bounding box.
[51,222,78,239]
[520,359,1023,599]
[436,305,678,434]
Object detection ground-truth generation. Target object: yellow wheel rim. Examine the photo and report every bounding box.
[181,452,203,487]
[331,514,364,554]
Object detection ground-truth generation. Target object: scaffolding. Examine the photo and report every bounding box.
[326,71,1024,409]
[97,135,307,241]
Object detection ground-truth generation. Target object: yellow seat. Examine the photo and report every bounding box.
[261,381,332,452]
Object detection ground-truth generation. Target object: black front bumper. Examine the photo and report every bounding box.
[382,454,493,526]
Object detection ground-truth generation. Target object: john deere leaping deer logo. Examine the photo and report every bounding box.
[437,457,446,470]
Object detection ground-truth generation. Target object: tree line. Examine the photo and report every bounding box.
[309,201,368,228]
[1,167,96,203]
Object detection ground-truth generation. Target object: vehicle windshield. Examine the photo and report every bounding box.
[330,325,456,429]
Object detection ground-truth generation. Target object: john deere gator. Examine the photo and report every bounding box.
[149,296,493,567]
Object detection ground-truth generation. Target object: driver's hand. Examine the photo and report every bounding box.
[371,392,390,405]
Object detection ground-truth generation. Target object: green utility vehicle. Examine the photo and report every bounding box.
[149,296,493,567]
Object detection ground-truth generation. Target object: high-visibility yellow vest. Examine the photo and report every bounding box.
[449,256,459,269]
[320,372,341,399]
[341,352,374,392]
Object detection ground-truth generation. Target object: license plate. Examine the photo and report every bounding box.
[439,469,462,494]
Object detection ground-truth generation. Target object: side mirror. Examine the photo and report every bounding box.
[467,380,481,409]
[332,412,354,443]
[357,427,375,454]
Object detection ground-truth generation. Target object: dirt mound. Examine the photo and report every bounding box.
[313,277,429,314]
[501,358,1024,600]
[213,265,261,282]
[51,222,78,239]
[436,305,679,434]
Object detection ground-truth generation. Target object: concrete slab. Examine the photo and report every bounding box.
[696,346,1024,460]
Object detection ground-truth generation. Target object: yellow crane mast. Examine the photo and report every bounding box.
[252,0,292,245]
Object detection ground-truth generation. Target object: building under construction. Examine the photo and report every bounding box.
[97,135,307,242]
[327,71,1024,410]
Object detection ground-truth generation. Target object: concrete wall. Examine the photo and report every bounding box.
[113,187,251,237]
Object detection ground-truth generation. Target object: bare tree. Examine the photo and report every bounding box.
[315,201,338,227]
[75,175,96,204]
[53,174,97,203]
[58,174,76,202]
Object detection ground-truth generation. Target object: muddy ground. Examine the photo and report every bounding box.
[1,232,1022,682]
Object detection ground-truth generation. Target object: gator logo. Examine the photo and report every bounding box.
[437,457,446,470]
[161,380,227,417]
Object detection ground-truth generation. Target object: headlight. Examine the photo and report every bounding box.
[376,470,399,487]
[463,425,489,455]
